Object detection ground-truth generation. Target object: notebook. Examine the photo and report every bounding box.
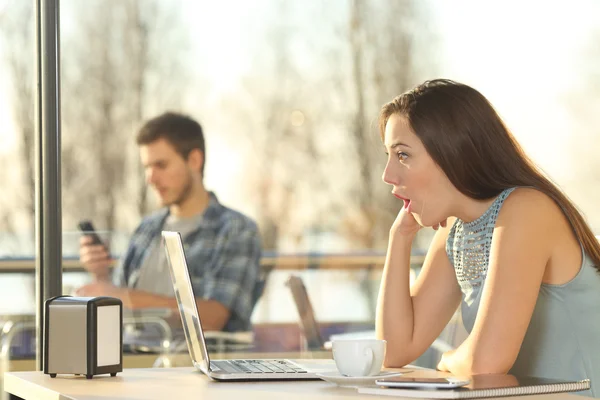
[357,374,590,399]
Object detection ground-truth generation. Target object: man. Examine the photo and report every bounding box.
[77,112,262,332]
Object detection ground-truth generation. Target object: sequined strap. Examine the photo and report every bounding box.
[448,188,516,289]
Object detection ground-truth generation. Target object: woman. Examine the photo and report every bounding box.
[376,79,600,397]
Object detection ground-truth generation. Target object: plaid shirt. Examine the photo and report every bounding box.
[112,192,262,332]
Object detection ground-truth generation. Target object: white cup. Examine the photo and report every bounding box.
[332,339,386,377]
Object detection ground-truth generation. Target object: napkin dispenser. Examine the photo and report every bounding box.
[44,296,123,379]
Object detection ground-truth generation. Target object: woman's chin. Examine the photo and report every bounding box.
[412,214,426,227]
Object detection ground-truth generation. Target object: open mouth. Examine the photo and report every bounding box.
[393,193,412,211]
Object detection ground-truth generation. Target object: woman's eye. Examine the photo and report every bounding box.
[397,152,409,161]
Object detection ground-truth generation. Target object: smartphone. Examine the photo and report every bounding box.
[77,220,103,245]
[376,376,471,389]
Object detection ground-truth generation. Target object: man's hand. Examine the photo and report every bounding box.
[79,236,112,281]
[76,281,132,308]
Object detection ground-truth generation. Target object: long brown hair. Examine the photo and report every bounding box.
[379,79,600,271]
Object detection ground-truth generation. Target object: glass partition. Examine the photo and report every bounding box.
[1,0,599,394]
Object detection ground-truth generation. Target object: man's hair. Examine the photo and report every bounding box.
[136,112,206,175]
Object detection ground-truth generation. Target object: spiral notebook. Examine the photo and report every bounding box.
[357,374,590,399]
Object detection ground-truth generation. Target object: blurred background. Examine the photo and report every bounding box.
[0,0,599,386]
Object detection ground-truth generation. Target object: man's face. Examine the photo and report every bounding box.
[139,138,196,207]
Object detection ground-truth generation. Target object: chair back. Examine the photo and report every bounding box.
[286,275,324,350]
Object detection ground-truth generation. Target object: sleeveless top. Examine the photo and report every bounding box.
[446,187,600,397]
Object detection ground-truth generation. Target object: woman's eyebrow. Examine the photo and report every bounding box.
[390,142,411,149]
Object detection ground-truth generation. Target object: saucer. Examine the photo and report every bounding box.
[316,370,405,387]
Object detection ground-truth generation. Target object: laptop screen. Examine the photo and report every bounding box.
[162,230,211,372]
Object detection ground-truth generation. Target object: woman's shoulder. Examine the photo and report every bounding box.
[498,187,566,236]
[502,187,561,215]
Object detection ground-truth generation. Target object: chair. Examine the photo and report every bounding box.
[285,275,324,350]
[121,309,175,354]
[0,318,36,400]
[284,274,461,368]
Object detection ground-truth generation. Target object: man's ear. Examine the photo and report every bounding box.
[187,148,204,174]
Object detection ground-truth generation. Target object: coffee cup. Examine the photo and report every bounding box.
[332,339,386,377]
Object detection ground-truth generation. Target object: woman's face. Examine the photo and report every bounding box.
[381,113,453,227]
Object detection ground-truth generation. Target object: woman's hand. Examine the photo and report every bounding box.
[432,219,448,231]
[391,202,448,239]
[437,350,453,372]
[391,203,422,238]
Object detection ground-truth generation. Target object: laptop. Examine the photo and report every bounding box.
[161,230,321,381]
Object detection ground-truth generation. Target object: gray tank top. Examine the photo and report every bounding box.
[134,213,204,296]
[446,187,600,397]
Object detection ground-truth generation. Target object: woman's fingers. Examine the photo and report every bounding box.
[432,219,448,230]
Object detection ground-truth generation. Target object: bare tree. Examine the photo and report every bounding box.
[227,0,438,252]
[334,0,438,250]
[125,0,151,216]
[61,2,126,233]
[346,0,376,248]
[0,1,35,237]
[232,1,328,250]
[60,0,189,234]
[120,0,190,218]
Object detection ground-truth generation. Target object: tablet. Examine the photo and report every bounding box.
[376,376,471,389]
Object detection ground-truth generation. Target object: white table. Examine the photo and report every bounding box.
[3,362,583,400]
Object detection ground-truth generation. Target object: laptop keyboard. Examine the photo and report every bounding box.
[211,359,308,374]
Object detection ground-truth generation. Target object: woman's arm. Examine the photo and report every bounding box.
[377,221,462,367]
[437,188,559,375]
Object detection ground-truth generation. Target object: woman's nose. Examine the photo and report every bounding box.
[382,162,397,186]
